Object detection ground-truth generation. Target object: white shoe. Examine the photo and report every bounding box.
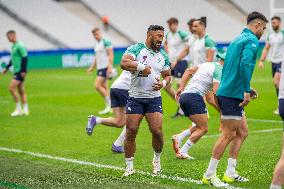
[202,175,229,188]
[98,106,111,115]
[274,108,279,115]
[176,151,194,160]
[11,109,23,117]
[152,159,162,175]
[23,110,29,116]
[123,167,135,177]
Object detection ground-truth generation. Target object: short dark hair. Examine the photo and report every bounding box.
[247,11,268,24]
[147,25,164,32]
[196,17,207,28]
[6,30,16,35]
[167,17,178,24]
[187,18,197,26]
[92,27,100,33]
[271,16,281,21]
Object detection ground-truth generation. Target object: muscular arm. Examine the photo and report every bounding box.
[260,43,270,62]
[121,54,151,74]
[106,48,114,71]
[20,57,28,73]
[206,49,215,62]
[179,66,198,89]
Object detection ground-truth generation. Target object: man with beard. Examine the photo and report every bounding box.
[259,16,284,114]
[120,25,171,177]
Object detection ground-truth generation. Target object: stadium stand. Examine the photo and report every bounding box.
[230,0,270,18]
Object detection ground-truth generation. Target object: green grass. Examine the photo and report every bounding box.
[0,64,283,189]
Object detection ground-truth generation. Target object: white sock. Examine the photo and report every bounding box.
[16,102,21,111]
[204,157,220,178]
[270,184,282,189]
[177,129,191,141]
[114,127,126,146]
[178,107,184,114]
[153,152,161,162]
[23,103,29,112]
[96,117,102,124]
[105,96,111,107]
[192,122,197,127]
[225,158,237,177]
[125,157,134,169]
[180,139,193,153]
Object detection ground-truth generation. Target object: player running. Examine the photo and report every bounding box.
[173,52,225,159]
[259,16,284,114]
[2,30,29,116]
[202,12,268,187]
[164,17,188,118]
[85,70,131,153]
[270,55,284,189]
[87,28,114,115]
[120,25,171,177]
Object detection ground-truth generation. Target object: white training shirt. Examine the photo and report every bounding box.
[279,57,284,99]
[190,34,216,66]
[182,62,223,96]
[165,30,188,62]
[94,38,112,69]
[124,43,170,98]
[267,29,284,63]
[111,70,131,90]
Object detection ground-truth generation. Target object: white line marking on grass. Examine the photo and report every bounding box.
[0,147,244,189]
[247,118,283,124]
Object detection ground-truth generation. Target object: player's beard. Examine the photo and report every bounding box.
[150,39,162,52]
[272,25,279,31]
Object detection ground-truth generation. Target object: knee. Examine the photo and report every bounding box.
[8,86,14,93]
[150,128,163,138]
[223,131,237,141]
[201,126,208,135]
[125,127,138,140]
[95,83,100,91]
[114,119,125,128]
[238,129,248,140]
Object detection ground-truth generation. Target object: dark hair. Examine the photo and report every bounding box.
[196,17,207,27]
[187,18,197,26]
[92,27,100,33]
[147,25,164,32]
[6,30,16,35]
[247,11,268,24]
[271,16,281,21]
[167,17,178,24]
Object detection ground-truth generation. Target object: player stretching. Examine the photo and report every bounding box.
[259,16,284,114]
[2,30,29,116]
[270,56,284,189]
[87,28,114,114]
[202,12,268,187]
[86,70,131,153]
[164,17,188,117]
[173,53,225,159]
[121,25,171,176]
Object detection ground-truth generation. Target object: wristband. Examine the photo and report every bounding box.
[162,80,167,87]
[137,63,146,71]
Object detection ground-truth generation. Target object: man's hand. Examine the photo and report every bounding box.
[21,72,26,78]
[250,88,258,99]
[258,61,264,69]
[141,66,151,76]
[171,60,178,69]
[107,65,113,76]
[152,78,163,91]
[239,92,251,107]
[175,87,185,101]
[86,67,94,74]
[2,69,8,75]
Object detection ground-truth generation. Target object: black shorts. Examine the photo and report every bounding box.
[217,96,244,120]
[110,88,129,108]
[97,68,107,78]
[173,60,188,78]
[179,93,207,117]
[126,97,163,115]
[13,72,25,82]
[279,99,284,121]
[272,62,282,77]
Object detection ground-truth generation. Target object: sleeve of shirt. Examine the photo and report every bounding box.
[205,35,216,49]
[213,64,222,83]
[240,40,258,93]
[161,50,170,71]
[18,44,28,57]
[178,31,189,42]
[103,39,112,49]
[124,43,144,60]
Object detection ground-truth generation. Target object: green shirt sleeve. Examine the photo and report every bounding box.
[213,63,222,82]
[124,43,144,59]
[18,43,28,57]
[103,38,112,48]
[160,49,170,71]
[205,35,216,49]
[178,30,189,42]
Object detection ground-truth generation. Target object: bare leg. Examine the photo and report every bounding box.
[163,83,176,101]
[205,91,219,112]
[100,107,125,128]
[188,114,208,143]
[271,135,284,187]
[18,82,27,104]
[95,76,108,97]
[9,79,20,103]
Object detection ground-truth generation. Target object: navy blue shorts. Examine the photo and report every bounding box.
[126,97,163,115]
[179,93,207,117]
[13,72,25,82]
[272,62,282,77]
[217,96,244,120]
[97,68,107,78]
[110,88,129,108]
[173,60,188,78]
[279,99,284,121]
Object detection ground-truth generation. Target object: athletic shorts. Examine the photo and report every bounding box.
[110,88,129,108]
[13,72,25,82]
[179,93,207,117]
[272,62,282,77]
[217,96,244,120]
[97,68,107,78]
[126,96,163,115]
[173,60,188,78]
[279,99,284,121]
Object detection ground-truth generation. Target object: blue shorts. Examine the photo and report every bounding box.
[126,97,163,115]
[97,68,107,78]
[279,99,284,121]
[179,93,207,117]
[110,88,129,108]
[13,72,25,82]
[217,96,244,120]
[173,60,188,78]
[272,62,282,77]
